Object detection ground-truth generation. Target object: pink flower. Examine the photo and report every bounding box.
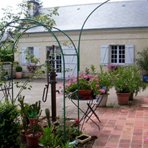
[96,84,99,88]
[99,89,106,94]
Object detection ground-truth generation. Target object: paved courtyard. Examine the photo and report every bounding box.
[0,79,148,147]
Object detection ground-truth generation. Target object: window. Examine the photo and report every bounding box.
[21,47,39,65]
[110,45,125,64]
[46,46,62,73]
[27,47,34,63]
[100,44,135,65]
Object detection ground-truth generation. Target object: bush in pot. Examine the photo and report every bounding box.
[25,100,42,147]
[15,65,23,79]
[136,48,148,82]
[112,66,146,104]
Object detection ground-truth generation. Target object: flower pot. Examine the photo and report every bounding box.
[99,94,108,107]
[15,72,22,79]
[26,132,42,147]
[78,90,93,100]
[117,92,130,105]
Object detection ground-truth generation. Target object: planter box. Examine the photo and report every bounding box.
[76,134,91,144]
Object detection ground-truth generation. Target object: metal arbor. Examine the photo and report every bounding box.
[0,18,78,138]
[0,0,110,140]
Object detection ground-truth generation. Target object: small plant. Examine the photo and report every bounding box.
[16,65,22,72]
[27,100,41,119]
[65,68,103,97]
[39,127,62,147]
[0,101,20,147]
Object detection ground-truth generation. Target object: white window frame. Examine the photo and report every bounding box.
[100,44,135,65]
[110,45,125,65]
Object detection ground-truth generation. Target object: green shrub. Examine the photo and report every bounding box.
[0,101,20,147]
[16,65,22,72]
[136,48,148,74]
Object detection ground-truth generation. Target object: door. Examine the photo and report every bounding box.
[46,46,62,78]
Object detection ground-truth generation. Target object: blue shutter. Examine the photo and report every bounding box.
[21,47,27,65]
[100,45,109,65]
[125,45,135,64]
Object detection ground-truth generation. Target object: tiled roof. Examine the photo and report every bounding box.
[27,1,148,33]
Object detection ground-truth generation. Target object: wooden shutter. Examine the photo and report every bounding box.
[34,47,40,59]
[21,47,27,65]
[100,45,109,65]
[125,45,135,64]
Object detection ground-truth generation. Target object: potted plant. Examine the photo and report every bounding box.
[26,100,41,126]
[112,66,146,105]
[15,65,23,79]
[112,66,133,105]
[25,101,42,147]
[136,48,148,82]
[18,97,42,146]
[65,71,101,100]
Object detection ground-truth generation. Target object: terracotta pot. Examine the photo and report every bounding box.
[129,93,134,101]
[15,72,22,79]
[26,132,42,147]
[117,92,130,105]
[99,94,108,107]
[78,90,93,100]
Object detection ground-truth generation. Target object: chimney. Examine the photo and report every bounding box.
[27,0,41,17]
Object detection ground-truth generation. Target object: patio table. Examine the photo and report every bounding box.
[67,90,104,130]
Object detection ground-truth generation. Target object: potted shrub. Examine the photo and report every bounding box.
[65,71,101,100]
[112,66,134,105]
[18,97,42,146]
[112,66,146,105]
[25,101,42,147]
[15,65,23,79]
[136,48,148,82]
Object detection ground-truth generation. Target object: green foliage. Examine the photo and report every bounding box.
[98,66,113,92]
[136,48,148,74]
[65,79,91,94]
[26,100,41,119]
[40,125,79,147]
[0,101,20,147]
[18,96,30,130]
[16,65,22,72]
[55,125,80,143]
[0,48,13,62]
[39,127,62,147]
[112,66,146,93]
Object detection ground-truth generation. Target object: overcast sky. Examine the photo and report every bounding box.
[0,0,139,18]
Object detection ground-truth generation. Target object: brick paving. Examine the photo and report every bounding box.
[0,79,147,147]
[82,97,148,148]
